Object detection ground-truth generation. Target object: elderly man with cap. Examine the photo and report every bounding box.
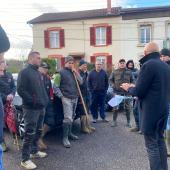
[53,56,82,148]
[121,42,170,170]
[0,25,10,169]
[38,62,54,150]
[160,48,170,157]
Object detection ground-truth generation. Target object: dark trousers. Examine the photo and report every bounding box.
[90,92,106,120]
[22,108,45,162]
[144,130,168,170]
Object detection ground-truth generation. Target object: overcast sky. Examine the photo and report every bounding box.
[0,0,170,59]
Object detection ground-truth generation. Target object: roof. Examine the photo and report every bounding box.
[28,7,121,24]
[121,5,170,14]
[28,5,170,24]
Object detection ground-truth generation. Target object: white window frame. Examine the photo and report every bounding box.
[49,30,60,48]
[166,23,170,39]
[139,25,152,44]
[95,27,106,45]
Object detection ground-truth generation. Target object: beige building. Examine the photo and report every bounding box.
[28,5,170,70]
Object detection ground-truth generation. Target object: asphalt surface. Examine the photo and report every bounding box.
[3,112,170,170]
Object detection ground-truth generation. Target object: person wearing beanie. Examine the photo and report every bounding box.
[0,25,11,153]
[160,48,170,157]
[109,59,133,128]
[53,56,83,148]
[76,60,95,134]
[160,48,170,64]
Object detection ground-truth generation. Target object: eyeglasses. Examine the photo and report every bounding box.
[68,62,74,64]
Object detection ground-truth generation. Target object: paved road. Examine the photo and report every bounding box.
[3,112,170,170]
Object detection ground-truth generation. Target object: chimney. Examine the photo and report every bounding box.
[107,0,112,14]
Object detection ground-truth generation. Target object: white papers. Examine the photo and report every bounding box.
[108,95,125,107]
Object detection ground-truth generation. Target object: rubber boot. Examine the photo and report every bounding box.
[85,115,95,132]
[80,115,91,134]
[111,110,118,127]
[126,111,131,128]
[69,124,79,140]
[62,123,71,148]
[166,130,170,156]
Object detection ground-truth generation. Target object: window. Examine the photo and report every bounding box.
[50,31,60,48]
[96,27,106,45]
[167,23,170,39]
[139,25,151,44]
[44,28,65,49]
[90,25,112,46]
[96,56,106,64]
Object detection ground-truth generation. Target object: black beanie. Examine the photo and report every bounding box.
[79,59,87,66]
[160,48,170,57]
[0,25,10,53]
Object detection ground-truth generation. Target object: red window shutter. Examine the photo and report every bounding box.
[44,30,49,48]
[90,56,96,64]
[107,55,112,70]
[61,57,65,68]
[60,29,65,48]
[106,26,112,45]
[90,27,95,46]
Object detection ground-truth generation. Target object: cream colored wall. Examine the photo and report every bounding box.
[32,16,170,68]
[118,17,170,68]
[32,17,122,64]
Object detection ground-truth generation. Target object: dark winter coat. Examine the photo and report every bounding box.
[129,52,170,135]
[109,68,133,95]
[88,69,108,93]
[0,71,16,103]
[17,64,49,110]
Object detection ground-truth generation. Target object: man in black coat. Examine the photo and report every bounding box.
[17,51,49,170]
[121,42,170,170]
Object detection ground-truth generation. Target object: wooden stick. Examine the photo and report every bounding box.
[14,134,20,151]
[73,72,89,118]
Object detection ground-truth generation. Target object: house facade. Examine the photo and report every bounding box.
[28,6,170,70]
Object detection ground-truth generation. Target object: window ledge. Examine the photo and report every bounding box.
[137,43,146,47]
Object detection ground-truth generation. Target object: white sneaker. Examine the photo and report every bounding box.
[21,160,37,170]
[30,151,47,158]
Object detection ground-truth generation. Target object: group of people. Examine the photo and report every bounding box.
[1,23,170,170]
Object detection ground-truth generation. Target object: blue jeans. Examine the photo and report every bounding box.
[0,97,4,144]
[90,92,106,120]
[166,102,170,130]
[144,130,168,170]
[133,99,140,129]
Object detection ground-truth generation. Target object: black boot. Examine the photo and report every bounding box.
[62,123,71,148]
[111,110,118,127]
